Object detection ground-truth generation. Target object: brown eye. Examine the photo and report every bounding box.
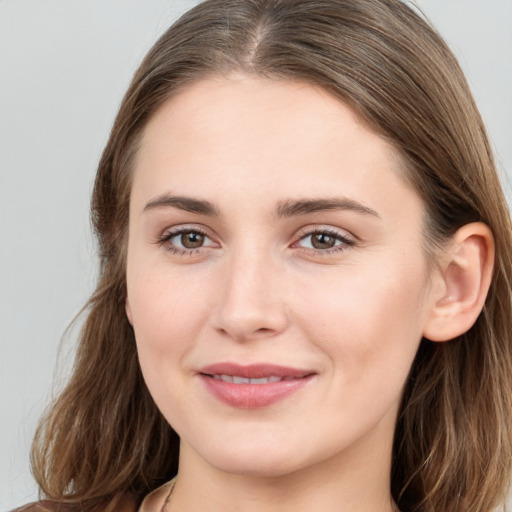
[310,233,337,249]
[180,231,205,249]
[295,229,354,254]
[158,227,218,254]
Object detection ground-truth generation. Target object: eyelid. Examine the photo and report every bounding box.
[295,225,356,241]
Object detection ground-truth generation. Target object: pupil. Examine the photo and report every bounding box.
[181,232,204,249]
[312,233,335,249]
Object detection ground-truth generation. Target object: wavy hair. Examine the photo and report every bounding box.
[31,1,512,511]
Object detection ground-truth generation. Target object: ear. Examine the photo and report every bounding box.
[125,296,134,326]
[423,222,495,342]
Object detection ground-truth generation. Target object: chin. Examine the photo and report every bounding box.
[184,433,313,478]
[209,453,306,479]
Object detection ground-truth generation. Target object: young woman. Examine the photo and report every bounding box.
[15,1,512,511]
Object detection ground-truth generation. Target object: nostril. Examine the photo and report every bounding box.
[214,324,282,342]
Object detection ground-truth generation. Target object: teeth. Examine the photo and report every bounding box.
[233,376,250,384]
[212,375,286,384]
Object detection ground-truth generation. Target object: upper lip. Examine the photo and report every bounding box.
[198,362,314,379]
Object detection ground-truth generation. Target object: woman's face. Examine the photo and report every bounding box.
[126,75,436,478]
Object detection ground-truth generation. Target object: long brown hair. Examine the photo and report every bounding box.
[31,1,512,511]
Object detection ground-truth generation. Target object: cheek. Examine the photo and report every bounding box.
[129,257,209,333]
[296,260,429,386]
[127,269,210,427]
[127,266,208,381]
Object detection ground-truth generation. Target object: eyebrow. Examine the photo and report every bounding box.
[143,194,220,216]
[143,194,380,219]
[276,198,380,218]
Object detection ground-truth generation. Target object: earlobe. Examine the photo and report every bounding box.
[125,297,134,326]
[423,222,495,342]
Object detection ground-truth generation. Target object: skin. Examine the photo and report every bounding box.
[125,75,445,512]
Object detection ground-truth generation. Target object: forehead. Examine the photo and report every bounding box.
[139,75,388,163]
[132,74,420,221]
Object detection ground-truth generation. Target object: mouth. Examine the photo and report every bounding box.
[197,363,315,408]
[209,374,299,384]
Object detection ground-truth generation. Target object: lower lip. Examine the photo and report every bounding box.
[199,375,313,409]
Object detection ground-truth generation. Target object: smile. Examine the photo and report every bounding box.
[211,375,297,384]
[198,363,315,408]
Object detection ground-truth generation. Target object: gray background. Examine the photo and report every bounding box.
[0,1,511,510]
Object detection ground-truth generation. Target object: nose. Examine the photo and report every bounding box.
[210,249,289,342]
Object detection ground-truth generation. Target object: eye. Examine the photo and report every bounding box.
[295,229,355,253]
[175,231,206,249]
[157,227,217,254]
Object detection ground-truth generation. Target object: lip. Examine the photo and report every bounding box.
[197,362,315,409]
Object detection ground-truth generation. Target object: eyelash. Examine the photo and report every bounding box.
[155,227,355,256]
[156,227,214,256]
[294,228,355,255]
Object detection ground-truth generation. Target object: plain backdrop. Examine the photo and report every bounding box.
[0,1,511,510]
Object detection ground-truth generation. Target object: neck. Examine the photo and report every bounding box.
[169,434,397,512]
